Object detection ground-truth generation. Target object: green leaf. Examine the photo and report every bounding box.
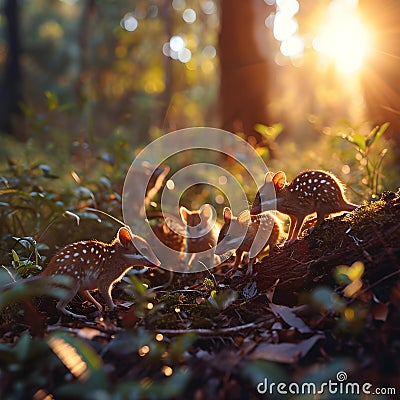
[366,122,390,147]
[208,288,238,310]
[0,275,74,308]
[254,123,283,141]
[11,249,20,264]
[347,133,367,151]
[311,287,344,312]
[16,333,32,362]
[45,91,58,111]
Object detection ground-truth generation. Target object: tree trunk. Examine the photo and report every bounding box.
[218,0,271,143]
[0,0,22,134]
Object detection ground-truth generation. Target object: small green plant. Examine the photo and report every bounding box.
[340,123,389,198]
[311,261,369,335]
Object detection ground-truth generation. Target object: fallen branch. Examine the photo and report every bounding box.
[156,321,266,336]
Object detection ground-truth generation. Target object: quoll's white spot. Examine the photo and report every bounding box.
[308,179,312,183]
[83,249,87,254]
[95,249,99,254]
[64,255,70,259]
[313,187,316,191]
[74,253,79,257]
[110,249,116,254]
[91,248,95,253]
[311,171,315,175]
[321,180,326,183]
[290,188,293,192]
[303,174,308,178]
[80,257,84,262]
[314,179,318,183]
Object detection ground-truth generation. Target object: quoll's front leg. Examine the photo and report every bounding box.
[286,214,307,245]
[98,282,116,311]
[246,257,257,275]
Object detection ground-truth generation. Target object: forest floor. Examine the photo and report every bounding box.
[1,190,399,399]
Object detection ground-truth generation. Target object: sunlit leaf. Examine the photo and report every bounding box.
[208,288,238,310]
[48,332,103,382]
[366,122,390,147]
[45,91,58,111]
[347,133,367,151]
[336,261,364,282]
[254,123,283,140]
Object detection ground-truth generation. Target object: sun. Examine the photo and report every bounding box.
[313,2,370,74]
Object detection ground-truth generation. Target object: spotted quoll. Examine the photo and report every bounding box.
[5,227,160,319]
[250,170,358,244]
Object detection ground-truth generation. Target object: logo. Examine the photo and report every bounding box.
[122,127,274,272]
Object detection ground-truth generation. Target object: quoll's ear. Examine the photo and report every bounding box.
[273,171,286,191]
[223,207,232,221]
[200,204,213,221]
[179,206,191,224]
[264,172,274,184]
[118,226,133,248]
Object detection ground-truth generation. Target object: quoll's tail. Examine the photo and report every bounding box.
[343,201,359,212]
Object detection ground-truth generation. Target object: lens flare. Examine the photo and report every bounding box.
[313,1,370,74]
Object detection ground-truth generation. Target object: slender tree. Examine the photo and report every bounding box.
[0,0,22,134]
[218,0,271,142]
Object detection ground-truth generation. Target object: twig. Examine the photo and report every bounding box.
[156,321,266,336]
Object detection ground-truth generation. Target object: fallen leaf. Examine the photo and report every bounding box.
[269,303,312,333]
[372,295,389,322]
[250,334,324,364]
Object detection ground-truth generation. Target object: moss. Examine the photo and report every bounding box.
[342,200,389,231]
[155,290,220,330]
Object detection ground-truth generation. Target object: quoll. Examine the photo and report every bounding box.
[180,204,220,268]
[250,170,358,245]
[215,207,282,275]
[11,227,160,319]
